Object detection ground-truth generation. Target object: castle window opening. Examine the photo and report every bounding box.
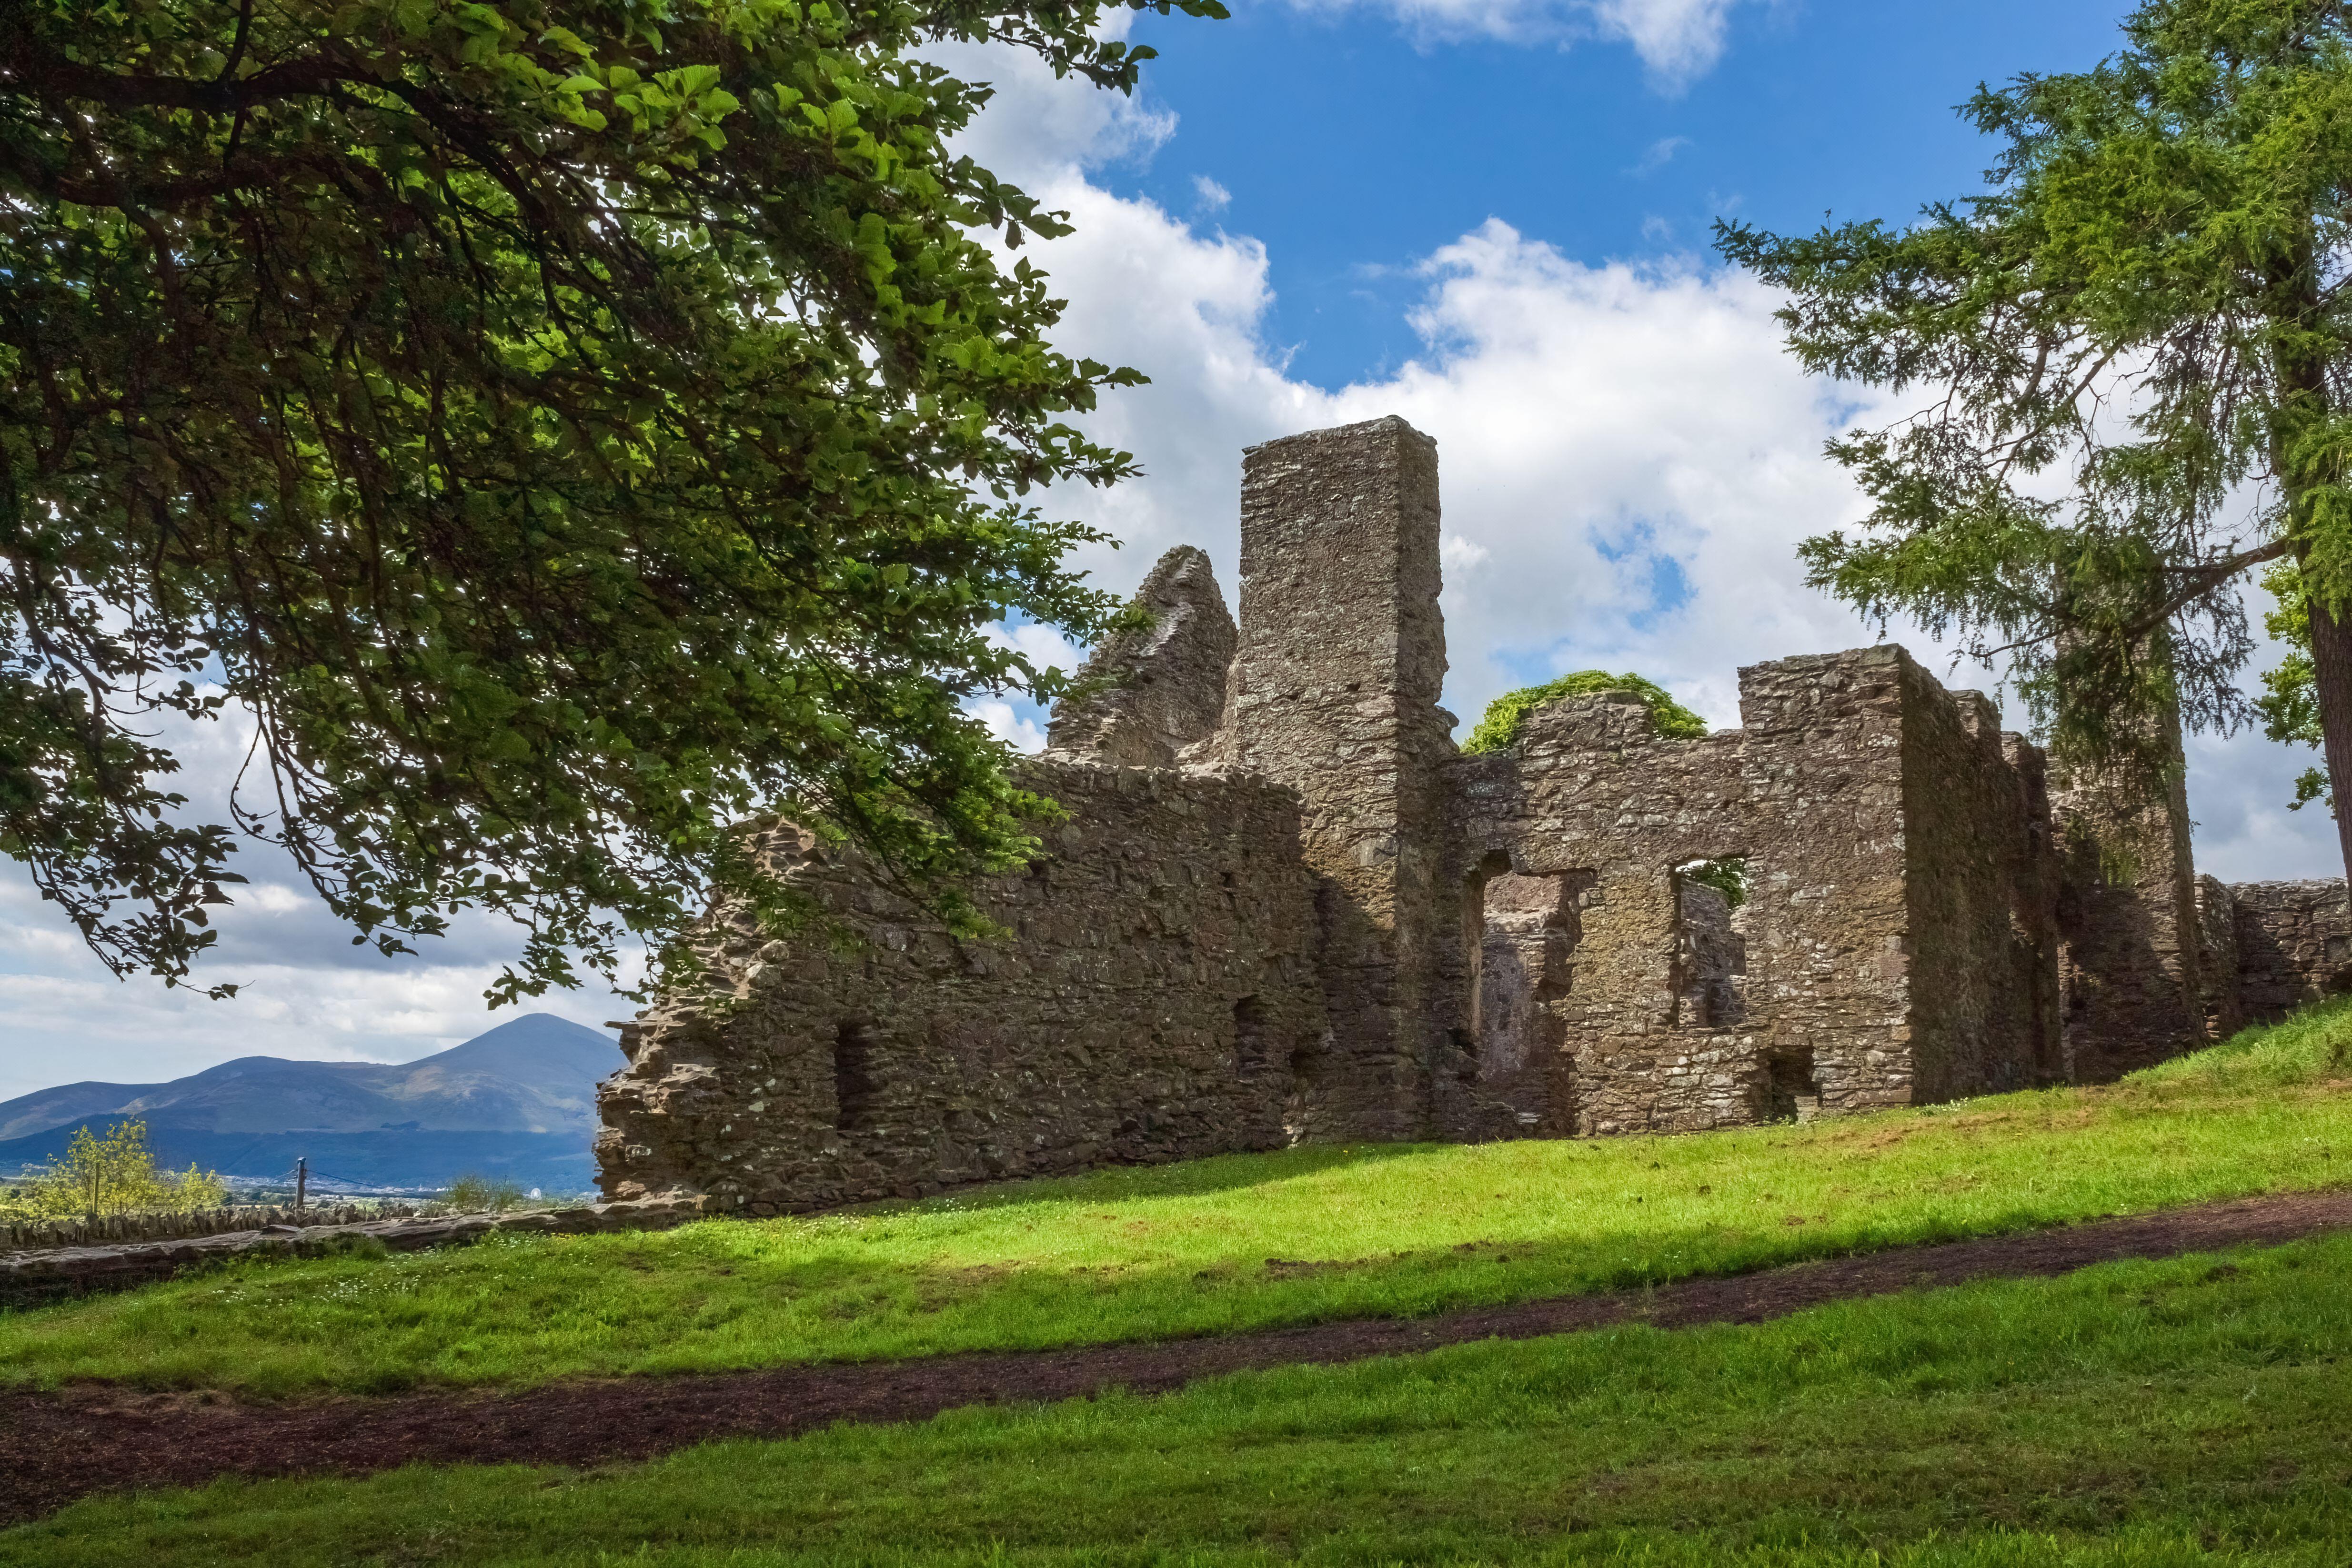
[1765,1044,1819,1123]
[1233,995,1271,1079]
[834,1021,882,1131]
[1473,870,1585,1116]
[1671,860,1749,1030]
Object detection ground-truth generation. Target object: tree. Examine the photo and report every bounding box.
[2255,560,2333,813]
[0,0,1217,1003]
[1715,0,2352,880]
[1458,670,1707,755]
[1,1119,227,1217]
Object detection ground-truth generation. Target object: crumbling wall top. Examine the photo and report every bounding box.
[1044,545,1236,767]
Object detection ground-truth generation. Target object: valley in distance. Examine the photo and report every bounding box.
[0,1015,623,1198]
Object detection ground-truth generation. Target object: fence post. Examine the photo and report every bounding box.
[296,1157,308,1211]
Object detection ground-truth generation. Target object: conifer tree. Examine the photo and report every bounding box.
[1718,0,2352,878]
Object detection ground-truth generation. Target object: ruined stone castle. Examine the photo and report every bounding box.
[596,418,2352,1212]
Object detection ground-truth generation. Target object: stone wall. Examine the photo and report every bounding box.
[2229,880,2352,1026]
[1438,646,2061,1141]
[1898,669,2062,1101]
[2052,728,2209,1080]
[1044,545,1235,767]
[1222,417,1456,1142]
[1448,693,1755,1137]
[2196,875,2244,1041]
[596,759,1324,1212]
[0,1202,414,1254]
[3,1197,703,1308]
[602,414,2352,1214]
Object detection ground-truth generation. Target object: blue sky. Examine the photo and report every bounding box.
[1,0,2335,1098]
[1111,0,2123,388]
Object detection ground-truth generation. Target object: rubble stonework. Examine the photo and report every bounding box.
[601,417,2352,1211]
[1043,544,1236,768]
[597,760,1324,1211]
[1437,645,2060,1140]
[2052,724,2209,1081]
[2230,880,2352,1025]
[2196,875,2245,1041]
[1223,419,1455,1141]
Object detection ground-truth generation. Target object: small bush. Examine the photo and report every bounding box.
[441,1174,528,1215]
[1460,671,1707,755]
[1677,855,1749,909]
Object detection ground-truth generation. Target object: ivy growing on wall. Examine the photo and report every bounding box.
[1678,856,1749,910]
[1459,672,1708,755]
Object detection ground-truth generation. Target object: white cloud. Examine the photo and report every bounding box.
[1628,135,1691,175]
[0,907,623,1103]
[971,699,1051,753]
[1289,0,1748,84]
[1588,0,1740,81]
[986,620,1089,678]
[1192,174,1232,212]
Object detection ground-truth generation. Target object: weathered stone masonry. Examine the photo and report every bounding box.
[1435,645,2064,1142]
[600,417,2352,1211]
[598,763,1323,1208]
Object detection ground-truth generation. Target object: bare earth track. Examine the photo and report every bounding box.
[6,1187,2350,1527]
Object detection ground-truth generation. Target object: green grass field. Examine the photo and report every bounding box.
[4,1001,2349,1398]
[12,1231,2352,1565]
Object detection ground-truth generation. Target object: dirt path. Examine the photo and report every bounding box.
[7,1187,2350,1528]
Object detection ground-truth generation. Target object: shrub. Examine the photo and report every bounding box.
[0,1119,227,1218]
[1460,671,1707,755]
[441,1175,529,1215]
[1677,855,1749,909]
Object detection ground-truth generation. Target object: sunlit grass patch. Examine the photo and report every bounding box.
[0,1001,2345,1397]
[10,1232,2352,1565]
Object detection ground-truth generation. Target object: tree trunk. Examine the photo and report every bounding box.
[2273,198,2349,885]
[2306,592,2352,885]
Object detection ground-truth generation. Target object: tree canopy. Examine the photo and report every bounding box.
[1716,0,2352,878]
[0,0,1219,1002]
[1459,671,1708,756]
[0,1119,227,1218]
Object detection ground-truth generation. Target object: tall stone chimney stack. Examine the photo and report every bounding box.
[1228,416,1452,1138]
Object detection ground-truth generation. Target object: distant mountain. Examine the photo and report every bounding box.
[0,1014,623,1191]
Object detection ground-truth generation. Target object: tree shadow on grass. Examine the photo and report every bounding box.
[831,1141,1441,1219]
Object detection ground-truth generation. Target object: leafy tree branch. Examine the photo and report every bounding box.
[0,0,1223,1003]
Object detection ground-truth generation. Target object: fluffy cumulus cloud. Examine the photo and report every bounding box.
[1,22,2336,1096]
[965,35,2337,880]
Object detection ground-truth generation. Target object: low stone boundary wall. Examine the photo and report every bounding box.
[0,1203,416,1253]
[0,1196,710,1309]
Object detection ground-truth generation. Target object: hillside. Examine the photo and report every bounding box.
[0,1015,622,1190]
[4,1003,2351,1566]
[5,998,2346,1399]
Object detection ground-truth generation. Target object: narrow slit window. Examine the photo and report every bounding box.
[834,1021,881,1131]
[1233,995,1270,1078]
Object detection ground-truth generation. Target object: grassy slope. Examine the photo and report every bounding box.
[10,1233,2352,1565]
[2,1003,2347,1398]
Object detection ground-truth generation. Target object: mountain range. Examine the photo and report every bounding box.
[0,1014,624,1192]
